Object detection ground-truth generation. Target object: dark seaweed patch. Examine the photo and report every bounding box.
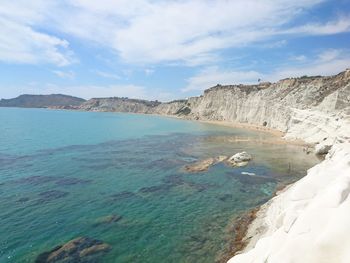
[37,190,68,203]
[14,176,58,185]
[35,236,110,263]
[162,174,186,186]
[55,178,91,186]
[138,184,172,194]
[218,194,233,202]
[17,197,30,203]
[110,191,137,201]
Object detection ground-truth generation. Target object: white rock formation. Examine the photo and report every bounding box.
[229,152,252,163]
[228,143,350,263]
[78,70,350,262]
[80,69,350,149]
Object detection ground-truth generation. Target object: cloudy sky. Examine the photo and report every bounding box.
[0,0,350,101]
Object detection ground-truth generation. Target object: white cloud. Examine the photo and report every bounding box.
[0,17,74,66]
[1,0,349,68]
[261,40,288,49]
[284,16,350,35]
[267,49,350,81]
[57,1,350,65]
[144,68,154,76]
[184,49,350,93]
[5,0,349,66]
[183,66,261,92]
[290,55,307,62]
[52,70,75,79]
[95,70,121,80]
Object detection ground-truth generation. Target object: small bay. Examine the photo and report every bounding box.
[0,108,319,262]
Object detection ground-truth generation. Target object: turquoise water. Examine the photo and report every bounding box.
[0,108,319,262]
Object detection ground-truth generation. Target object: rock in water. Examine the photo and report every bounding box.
[35,237,111,263]
[94,214,123,226]
[314,143,332,155]
[184,155,228,173]
[226,152,252,167]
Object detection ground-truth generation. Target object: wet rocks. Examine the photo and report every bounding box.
[35,237,110,263]
[226,152,252,167]
[184,156,228,173]
[184,153,252,172]
[314,143,332,155]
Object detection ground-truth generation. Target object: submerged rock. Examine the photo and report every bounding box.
[94,214,123,226]
[184,155,228,173]
[14,175,57,185]
[226,152,252,167]
[35,237,110,263]
[17,197,30,203]
[139,184,171,194]
[55,178,91,186]
[110,191,136,201]
[37,190,68,203]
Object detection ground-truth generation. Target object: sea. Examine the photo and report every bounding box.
[0,107,320,262]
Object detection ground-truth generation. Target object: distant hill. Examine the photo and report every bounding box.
[0,94,86,108]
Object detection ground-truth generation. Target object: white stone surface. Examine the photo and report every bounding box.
[228,143,350,263]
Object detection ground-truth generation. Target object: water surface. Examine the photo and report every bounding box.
[0,108,319,262]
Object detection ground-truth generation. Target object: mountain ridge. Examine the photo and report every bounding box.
[0,94,86,108]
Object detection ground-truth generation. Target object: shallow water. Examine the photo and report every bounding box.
[0,108,319,262]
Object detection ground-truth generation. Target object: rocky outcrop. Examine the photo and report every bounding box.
[227,152,252,167]
[79,97,160,113]
[228,143,350,263]
[79,69,350,148]
[75,70,350,263]
[184,156,228,173]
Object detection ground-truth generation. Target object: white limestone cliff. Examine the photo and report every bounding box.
[78,69,350,262]
[228,143,350,263]
[79,69,350,150]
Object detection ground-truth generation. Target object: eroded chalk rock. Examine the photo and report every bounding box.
[315,143,332,155]
[226,152,252,167]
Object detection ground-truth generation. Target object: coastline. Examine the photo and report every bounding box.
[118,111,310,147]
[13,107,350,262]
[228,143,350,263]
[198,119,308,147]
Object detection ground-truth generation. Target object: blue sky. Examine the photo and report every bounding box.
[0,0,350,101]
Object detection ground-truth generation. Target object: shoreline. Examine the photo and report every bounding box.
[228,143,350,262]
[4,107,332,261]
[119,111,311,147]
[218,182,295,262]
[198,120,308,147]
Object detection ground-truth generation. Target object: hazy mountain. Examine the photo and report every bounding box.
[0,94,86,108]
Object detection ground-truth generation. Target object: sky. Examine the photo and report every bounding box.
[0,0,350,101]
